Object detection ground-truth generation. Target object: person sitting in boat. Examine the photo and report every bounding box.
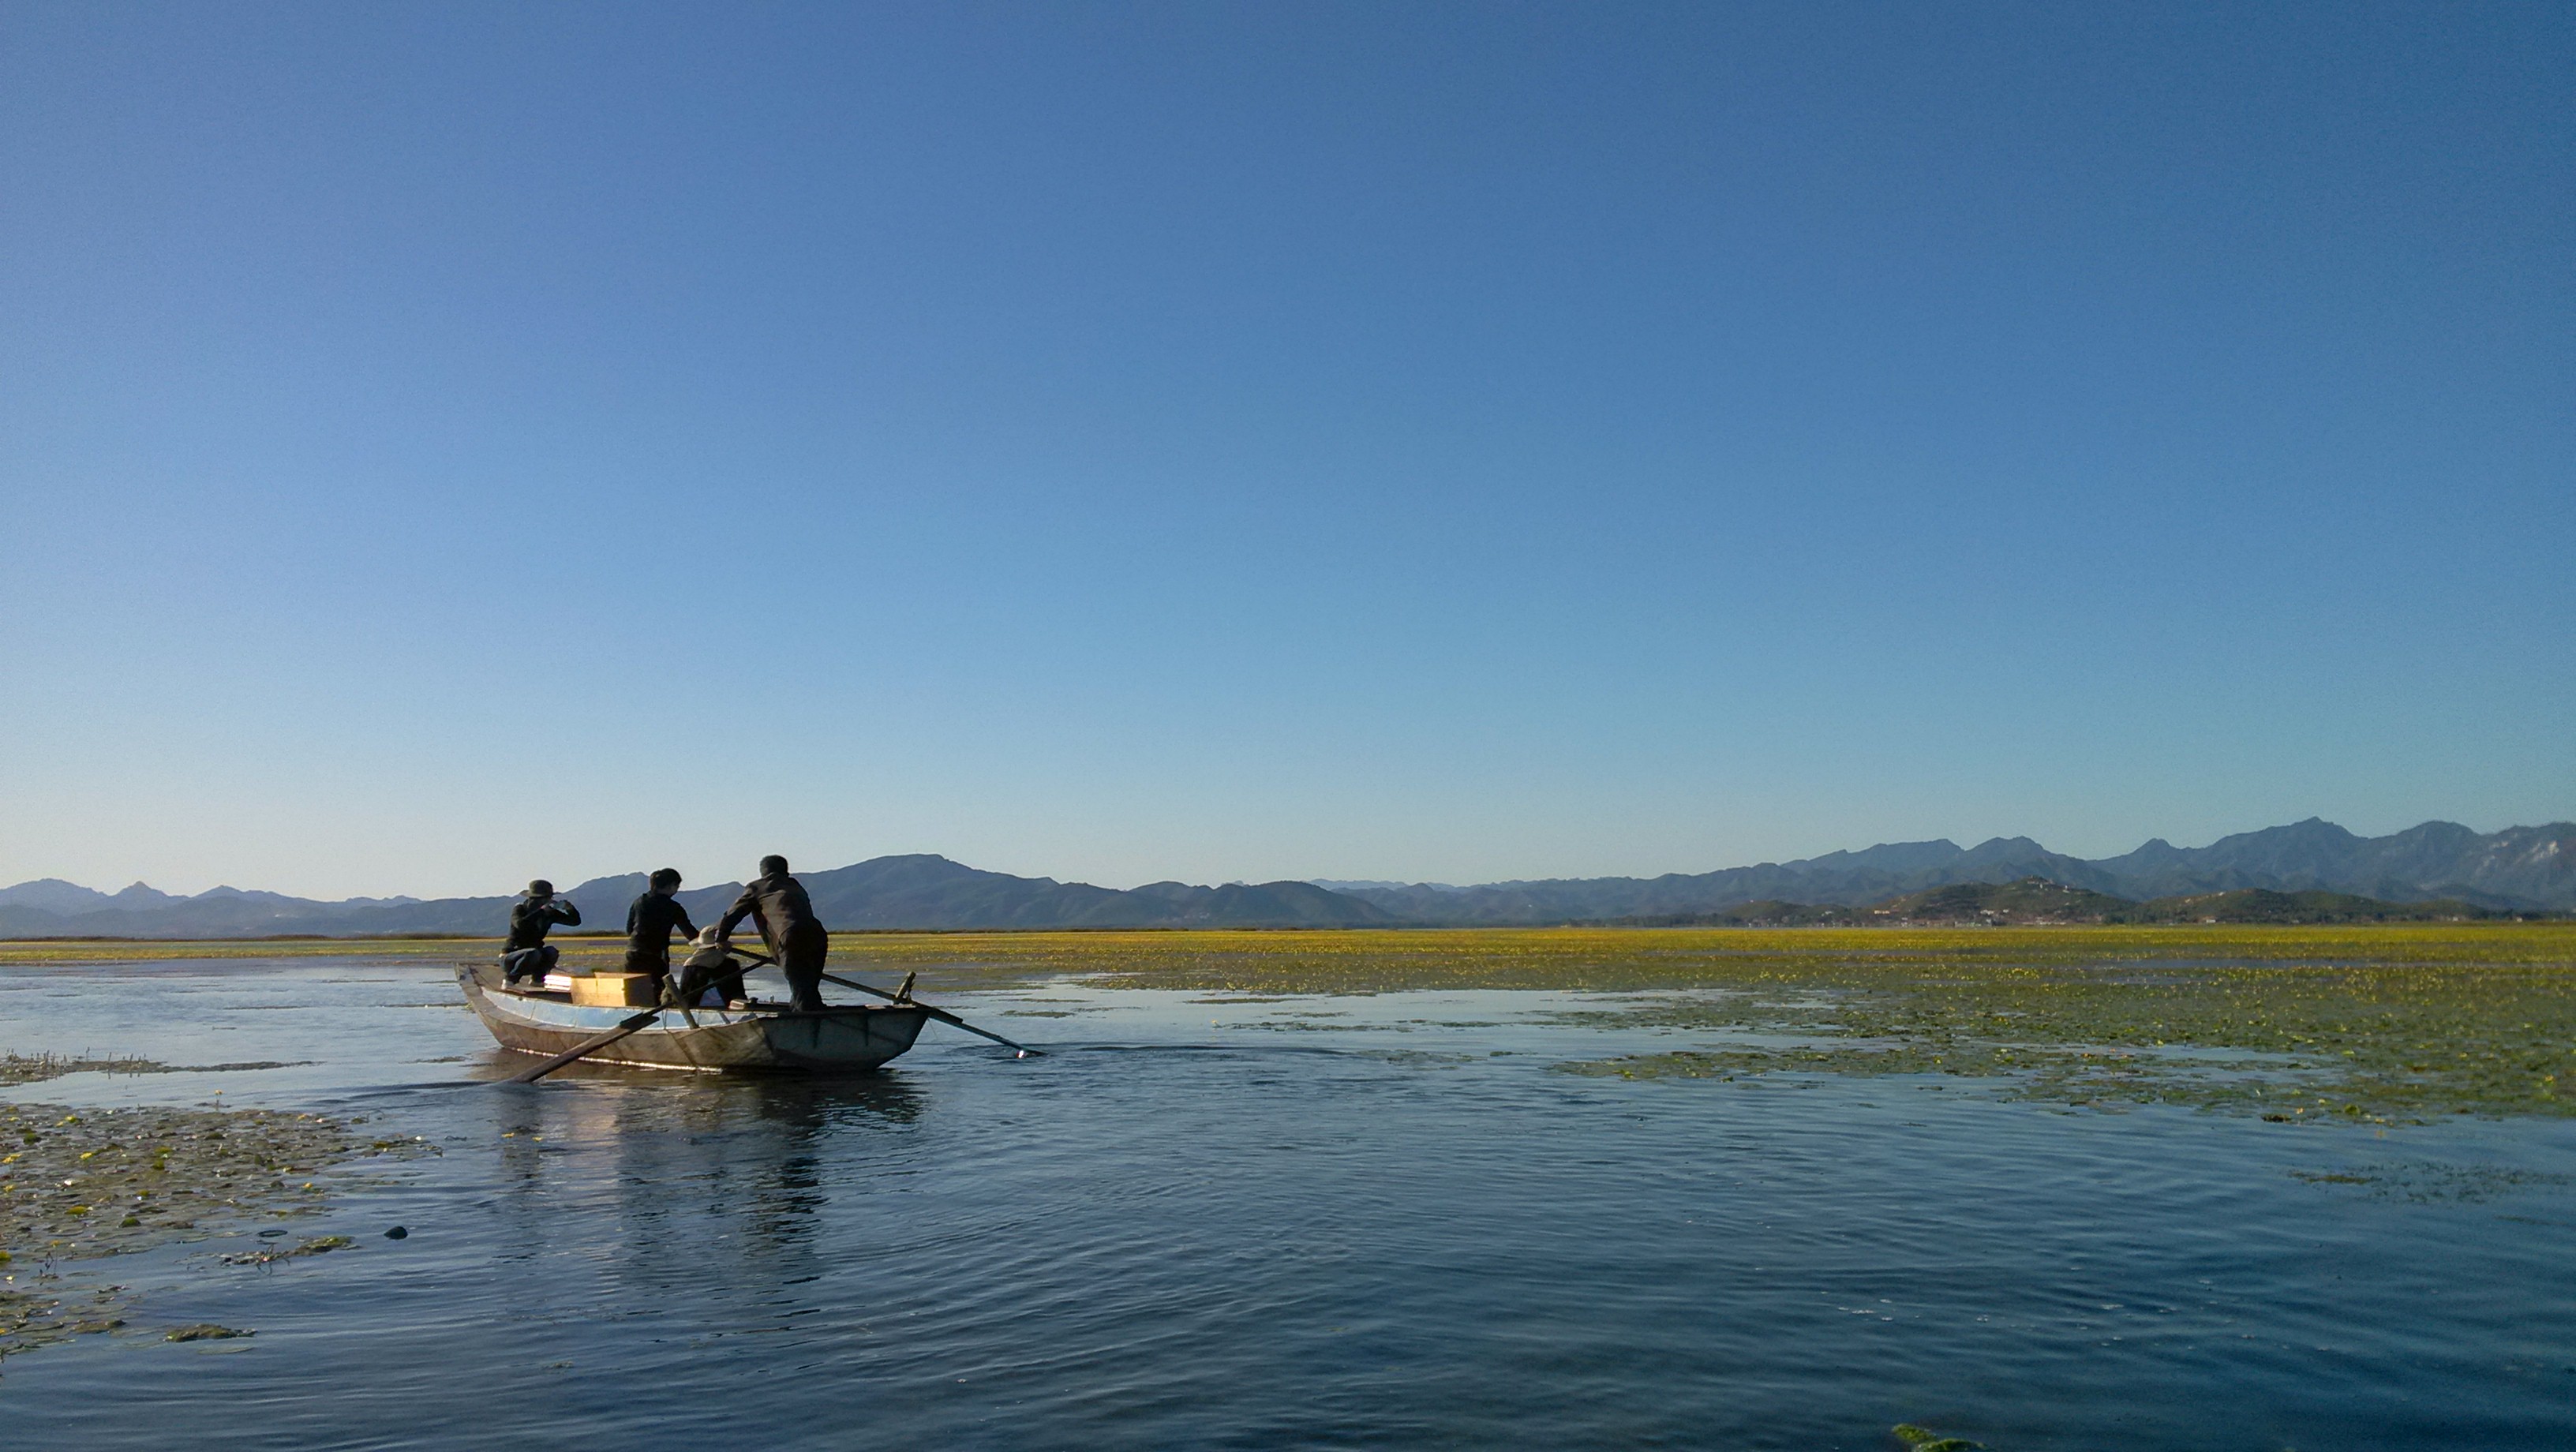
[676,927,751,1009]
[500,880,581,986]
[623,868,698,990]
[717,855,828,1012]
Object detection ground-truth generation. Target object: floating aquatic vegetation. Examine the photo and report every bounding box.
[1543,934,2576,1121]
[165,1323,252,1342]
[835,923,2576,1121]
[2,1054,302,1086]
[1891,1424,1984,1451]
[16,926,2573,1125]
[1,1095,426,1360]
[219,1234,354,1266]
[0,1285,126,1354]
[2,1053,169,1084]
[807,923,2576,997]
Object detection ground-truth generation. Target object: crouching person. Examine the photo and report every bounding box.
[500,879,581,985]
[676,928,749,1009]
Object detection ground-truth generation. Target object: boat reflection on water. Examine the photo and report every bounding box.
[470,1065,930,1287]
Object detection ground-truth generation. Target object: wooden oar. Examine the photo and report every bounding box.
[823,970,1043,1057]
[503,990,675,1084]
[730,949,1043,1057]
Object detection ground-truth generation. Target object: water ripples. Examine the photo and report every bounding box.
[2,964,2572,1447]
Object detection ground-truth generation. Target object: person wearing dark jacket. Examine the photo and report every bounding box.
[623,868,698,988]
[717,855,827,1012]
[501,880,581,985]
[675,927,750,1009]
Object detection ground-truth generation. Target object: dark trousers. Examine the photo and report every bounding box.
[500,945,559,983]
[779,933,827,1012]
[621,947,670,989]
[676,956,747,1006]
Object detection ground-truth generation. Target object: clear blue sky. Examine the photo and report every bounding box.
[2,2,2568,900]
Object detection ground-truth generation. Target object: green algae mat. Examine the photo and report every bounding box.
[2,1053,432,1359]
[9,924,2571,1121]
[814,924,2576,1122]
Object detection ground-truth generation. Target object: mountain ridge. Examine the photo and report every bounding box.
[0,855,1393,938]
[1331,818,2574,921]
[2,818,2568,937]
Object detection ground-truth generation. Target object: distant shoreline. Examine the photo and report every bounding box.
[9,898,2570,952]
[3,918,2566,953]
[6,925,2568,1122]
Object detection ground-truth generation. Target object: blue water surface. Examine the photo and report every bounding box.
[2,956,2571,1450]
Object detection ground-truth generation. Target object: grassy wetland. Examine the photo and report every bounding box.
[814,922,2576,1121]
[20,922,2563,1123]
[10,924,2571,1125]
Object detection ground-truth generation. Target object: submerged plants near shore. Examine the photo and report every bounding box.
[814,920,2572,988]
[816,924,2576,1122]
[1521,931,2576,1121]
[1891,1424,1985,1452]
[14,924,2574,1125]
[0,1082,419,1360]
[1,1053,301,1086]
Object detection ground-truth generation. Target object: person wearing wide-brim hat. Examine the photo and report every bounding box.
[500,878,582,986]
[675,925,751,1010]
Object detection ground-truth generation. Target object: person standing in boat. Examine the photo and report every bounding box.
[500,879,581,985]
[717,855,828,1012]
[622,867,698,990]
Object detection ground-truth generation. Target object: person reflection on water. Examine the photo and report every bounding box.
[500,879,581,986]
[717,855,828,1012]
[622,868,698,990]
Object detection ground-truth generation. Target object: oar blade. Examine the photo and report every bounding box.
[814,968,1044,1057]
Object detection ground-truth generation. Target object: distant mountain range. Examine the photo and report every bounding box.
[1599,877,2516,926]
[0,855,1391,938]
[1,818,2567,939]
[1323,818,2575,920]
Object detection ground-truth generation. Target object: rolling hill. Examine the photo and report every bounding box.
[1333,818,2575,921]
[2,816,2566,939]
[0,856,1391,938]
[1865,878,2140,924]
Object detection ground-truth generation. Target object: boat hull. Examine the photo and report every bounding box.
[458,964,928,1074]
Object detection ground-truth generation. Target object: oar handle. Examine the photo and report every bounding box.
[726,949,1043,1057]
[825,971,1043,1057]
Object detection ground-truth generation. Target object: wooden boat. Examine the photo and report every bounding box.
[457,963,930,1074]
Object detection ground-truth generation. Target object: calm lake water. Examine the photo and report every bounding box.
[4,955,2573,1450]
